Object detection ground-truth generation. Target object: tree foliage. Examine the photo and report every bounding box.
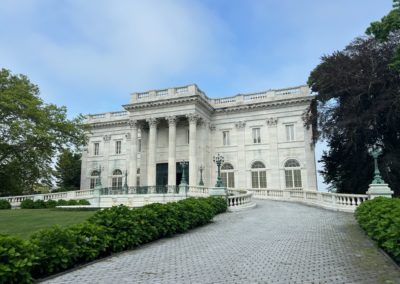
[0,69,87,196]
[367,0,400,70]
[54,149,82,191]
[305,33,400,195]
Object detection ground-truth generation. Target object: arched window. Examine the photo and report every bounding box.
[136,168,140,186]
[112,169,123,189]
[251,161,267,188]
[221,163,235,188]
[90,170,100,189]
[284,159,302,189]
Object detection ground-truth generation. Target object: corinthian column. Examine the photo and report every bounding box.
[167,116,177,186]
[146,118,158,186]
[187,114,199,186]
[128,119,138,187]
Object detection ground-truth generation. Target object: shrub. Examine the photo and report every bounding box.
[0,200,11,210]
[0,235,38,284]
[33,200,46,209]
[355,197,400,263]
[78,199,90,205]
[56,199,68,206]
[30,226,79,277]
[68,222,111,263]
[67,199,78,206]
[20,199,35,209]
[45,199,58,208]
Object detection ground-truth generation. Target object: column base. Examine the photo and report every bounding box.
[209,187,227,197]
[179,184,188,195]
[367,183,393,199]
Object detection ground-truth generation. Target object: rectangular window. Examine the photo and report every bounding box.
[285,170,293,188]
[187,129,190,144]
[252,128,261,144]
[294,170,302,188]
[259,171,267,188]
[138,139,142,152]
[94,142,99,155]
[251,172,259,188]
[90,178,96,189]
[136,176,140,186]
[115,141,121,154]
[228,172,235,188]
[223,131,230,146]
[112,177,122,189]
[286,124,295,141]
[221,172,227,187]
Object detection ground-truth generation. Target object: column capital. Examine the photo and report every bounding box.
[209,123,216,131]
[186,113,200,124]
[146,117,159,127]
[103,134,111,142]
[266,117,278,127]
[166,116,177,126]
[128,119,138,129]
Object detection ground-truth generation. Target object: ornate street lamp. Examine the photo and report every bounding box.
[199,165,205,186]
[123,170,129,193]
[95,165,103,189]
[368,144,385,184]
[213,154,224,187]
[179,160,189,185]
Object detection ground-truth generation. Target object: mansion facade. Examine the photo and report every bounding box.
[81,84,317,191]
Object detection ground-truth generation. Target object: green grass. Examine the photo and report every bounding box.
[0,209,97,239]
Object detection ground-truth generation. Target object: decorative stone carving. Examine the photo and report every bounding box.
[186,114,199,124]
[128,119,138,129]
[166,116,177,126]
[266,117,278,126]
[125,133,131,140]
[209,124,216,131]
[235,121,246,129]
[146,118,159,127]
[83,146,88,153]
[103,134,111,142]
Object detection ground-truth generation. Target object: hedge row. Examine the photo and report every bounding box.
[0,200,11,209]
[355,197,400,263]
[20,199,90,209]
[0,197,227,283]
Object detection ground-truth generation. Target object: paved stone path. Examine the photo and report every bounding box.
[42,200,400,284]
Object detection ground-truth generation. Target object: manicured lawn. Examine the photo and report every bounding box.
[0,209,97,239]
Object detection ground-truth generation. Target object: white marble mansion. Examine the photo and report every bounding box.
[80,84,317,191]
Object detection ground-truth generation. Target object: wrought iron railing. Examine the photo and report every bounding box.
[100,186,181,195]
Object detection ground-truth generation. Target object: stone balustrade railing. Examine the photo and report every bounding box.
[248,189,368,212]
[227,189,255,211]
[0,187,367,212]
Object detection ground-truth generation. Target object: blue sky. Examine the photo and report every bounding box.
[0,0,393,190]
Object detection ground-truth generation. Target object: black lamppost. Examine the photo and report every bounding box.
[123,170,129,193]
[179,160,189,185]
[213,154,224,187]
[368,144,385,184]
[199,165,204,186]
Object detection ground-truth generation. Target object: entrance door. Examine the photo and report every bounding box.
[156,163,168,187]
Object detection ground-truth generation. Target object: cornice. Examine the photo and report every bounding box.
[88,119,129,129]
[214,96,313,113]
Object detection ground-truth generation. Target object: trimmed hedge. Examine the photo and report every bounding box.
[20,199,91,209]
[0,197,227,281]
[355,197,400,263]
[0,200,11,210]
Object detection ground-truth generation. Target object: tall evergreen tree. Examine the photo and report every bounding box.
[54,149,82,191]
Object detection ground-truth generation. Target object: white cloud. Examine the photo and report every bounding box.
[0,0,231,95]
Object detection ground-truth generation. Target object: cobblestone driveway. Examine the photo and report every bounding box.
[42,200,400,284]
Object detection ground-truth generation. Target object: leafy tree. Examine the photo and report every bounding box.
[367,0,400,70]
[54,149,82,191]
[306,33,400,195]
[0,69,87,196]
